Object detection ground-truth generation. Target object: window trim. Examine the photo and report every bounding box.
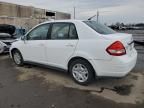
[69,23,79,40]
[49,22,79,40]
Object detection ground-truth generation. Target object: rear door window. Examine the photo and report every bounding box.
[51,23,69,40]
[50,23,78,40]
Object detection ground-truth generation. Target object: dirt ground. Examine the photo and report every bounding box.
[0,32,144,108]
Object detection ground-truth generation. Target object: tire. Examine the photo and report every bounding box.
[69,59,95,85]
[12,50,23,66]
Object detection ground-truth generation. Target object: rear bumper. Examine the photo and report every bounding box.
[91,49,137,77]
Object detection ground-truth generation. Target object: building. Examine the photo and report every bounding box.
[0,2,71,30]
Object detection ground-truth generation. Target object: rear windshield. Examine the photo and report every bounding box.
[83,21,116,35]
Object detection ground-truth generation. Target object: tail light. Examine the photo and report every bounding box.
[106,41,126,56]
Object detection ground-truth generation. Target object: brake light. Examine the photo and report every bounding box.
[106,41,126,56]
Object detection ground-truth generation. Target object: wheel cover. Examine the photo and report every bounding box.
[13,52,21,64]
[72,63,89,83]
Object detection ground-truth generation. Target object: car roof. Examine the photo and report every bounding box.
[41,20,84,24]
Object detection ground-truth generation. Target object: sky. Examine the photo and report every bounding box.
[0,0,144,24]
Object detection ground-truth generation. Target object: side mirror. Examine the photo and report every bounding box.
[21,36,26,41]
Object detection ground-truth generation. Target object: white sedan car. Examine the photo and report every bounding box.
[10,20,137,85]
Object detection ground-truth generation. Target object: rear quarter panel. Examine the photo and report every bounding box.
[73,39,113,60]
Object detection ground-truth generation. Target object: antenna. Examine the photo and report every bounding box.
[88,10,99,22]
[88,14,97,20]
[88,10,111,22]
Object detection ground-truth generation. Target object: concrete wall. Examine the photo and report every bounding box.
[0,2,71,30]
[0,2,71,19]
[56,12,71,20]
[0,17,47,30]
[0,2,32,18]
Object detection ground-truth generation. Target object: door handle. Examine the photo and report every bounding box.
[65,44,74,47]
[39,43,44,46]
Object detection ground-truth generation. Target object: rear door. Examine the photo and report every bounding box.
[45,23,78,69]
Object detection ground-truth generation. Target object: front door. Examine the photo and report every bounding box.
[21,23,50,64]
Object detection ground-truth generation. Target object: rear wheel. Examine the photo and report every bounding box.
[12,50,23,66]
[69,59,95,85]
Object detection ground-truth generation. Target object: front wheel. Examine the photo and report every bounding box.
[12,50,23,66]
[69,59,95,85]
